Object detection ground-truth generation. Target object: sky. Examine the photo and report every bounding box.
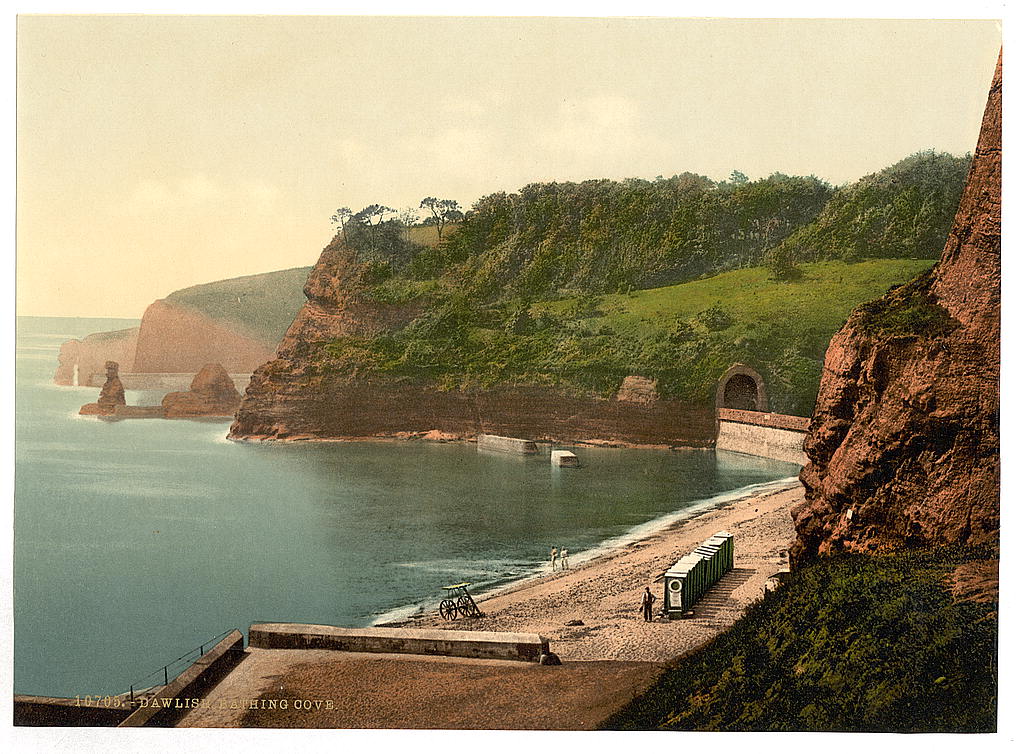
[16,15,1002,318]
[6,9,1024,753]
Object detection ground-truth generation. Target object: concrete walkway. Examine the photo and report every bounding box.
[177,648,658,729]
[178,484,800,729]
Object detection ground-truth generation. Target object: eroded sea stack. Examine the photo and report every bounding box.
[54,329,138,386]
[791,55,1001,564]
[162,363,243,418]
[79,361,127,415]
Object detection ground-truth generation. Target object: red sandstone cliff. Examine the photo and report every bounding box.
[131,299,277,375]
[791,55,1001,563]
[229,240,715,444]
[54,302,275,386]
[54,328,138,386]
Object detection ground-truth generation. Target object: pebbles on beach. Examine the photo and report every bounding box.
[178,484,803,729]
[396,484,803,663]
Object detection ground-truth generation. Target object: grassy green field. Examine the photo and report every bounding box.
[405,222,454,248]
[322,257,936,414]
[543,258,937,340]
[166,266,312,346]
[602,546,997,733]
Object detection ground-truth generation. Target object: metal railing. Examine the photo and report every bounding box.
[126,629,237,704]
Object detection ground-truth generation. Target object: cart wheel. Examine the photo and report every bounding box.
[439,599,458,620]
[456,595,475,617]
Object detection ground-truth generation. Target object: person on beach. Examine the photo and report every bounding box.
[551,547,558,571]
[561,548,569,570]
[641,586,656,622]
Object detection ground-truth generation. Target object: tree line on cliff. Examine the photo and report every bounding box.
[343,150,968,302]
[317,151,969,412]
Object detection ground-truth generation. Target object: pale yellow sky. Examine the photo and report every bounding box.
[16,16,1001,318]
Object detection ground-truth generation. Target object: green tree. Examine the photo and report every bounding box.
[765,245,801,281]
[330,207,353,242]
[353,204,395,253]
[420,197,463,243]
[397,207,421,241]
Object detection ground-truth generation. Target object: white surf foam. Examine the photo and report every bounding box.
[369,475,800,625]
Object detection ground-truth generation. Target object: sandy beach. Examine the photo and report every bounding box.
[389,480,803,662]
[180,480,803,728]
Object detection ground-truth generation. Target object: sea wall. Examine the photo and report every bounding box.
[118,630,245,728]
[14,695,134,727]
[248,623,550,663]
[716,408,809,465]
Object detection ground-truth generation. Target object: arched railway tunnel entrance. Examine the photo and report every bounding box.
[722,374,759,411]
[715,364,768,413]
[714,363,809,465]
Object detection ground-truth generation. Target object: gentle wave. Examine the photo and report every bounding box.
[563,476,799,568]
[370,476,799,625]
[394,559,513,575]
[371,602,432,625]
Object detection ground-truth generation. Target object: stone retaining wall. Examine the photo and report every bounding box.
[118,630,245,727]
[248,623,550,663]
[14,695,135,727]
[716,409,808,466]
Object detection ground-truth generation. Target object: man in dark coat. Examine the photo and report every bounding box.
[641,586,656,622]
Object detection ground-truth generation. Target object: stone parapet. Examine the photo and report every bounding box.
[118,630,245,727]
[248,623,550,663]
[717,408,810,432]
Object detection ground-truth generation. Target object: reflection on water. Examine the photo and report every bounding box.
[14,316,799,696]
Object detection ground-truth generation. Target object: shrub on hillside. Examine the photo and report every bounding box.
[602,546,997,733]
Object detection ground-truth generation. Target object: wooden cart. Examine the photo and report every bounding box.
[439,582,484,620]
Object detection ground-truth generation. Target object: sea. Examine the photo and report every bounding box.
[14,315,800,697]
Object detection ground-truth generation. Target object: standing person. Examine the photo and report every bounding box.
[561,548,569,570]
[550,547,558,572]
[641,586,656,622]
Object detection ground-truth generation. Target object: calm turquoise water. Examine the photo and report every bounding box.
[14,316,799,697]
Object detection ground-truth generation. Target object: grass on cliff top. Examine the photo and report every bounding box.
[602,546,997,733]
[165,266,312,346]
[853,270,959,339]
[540,258,937,340]
[405,222,455,248]
[319,257,935,415]
[87,327,139,341]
